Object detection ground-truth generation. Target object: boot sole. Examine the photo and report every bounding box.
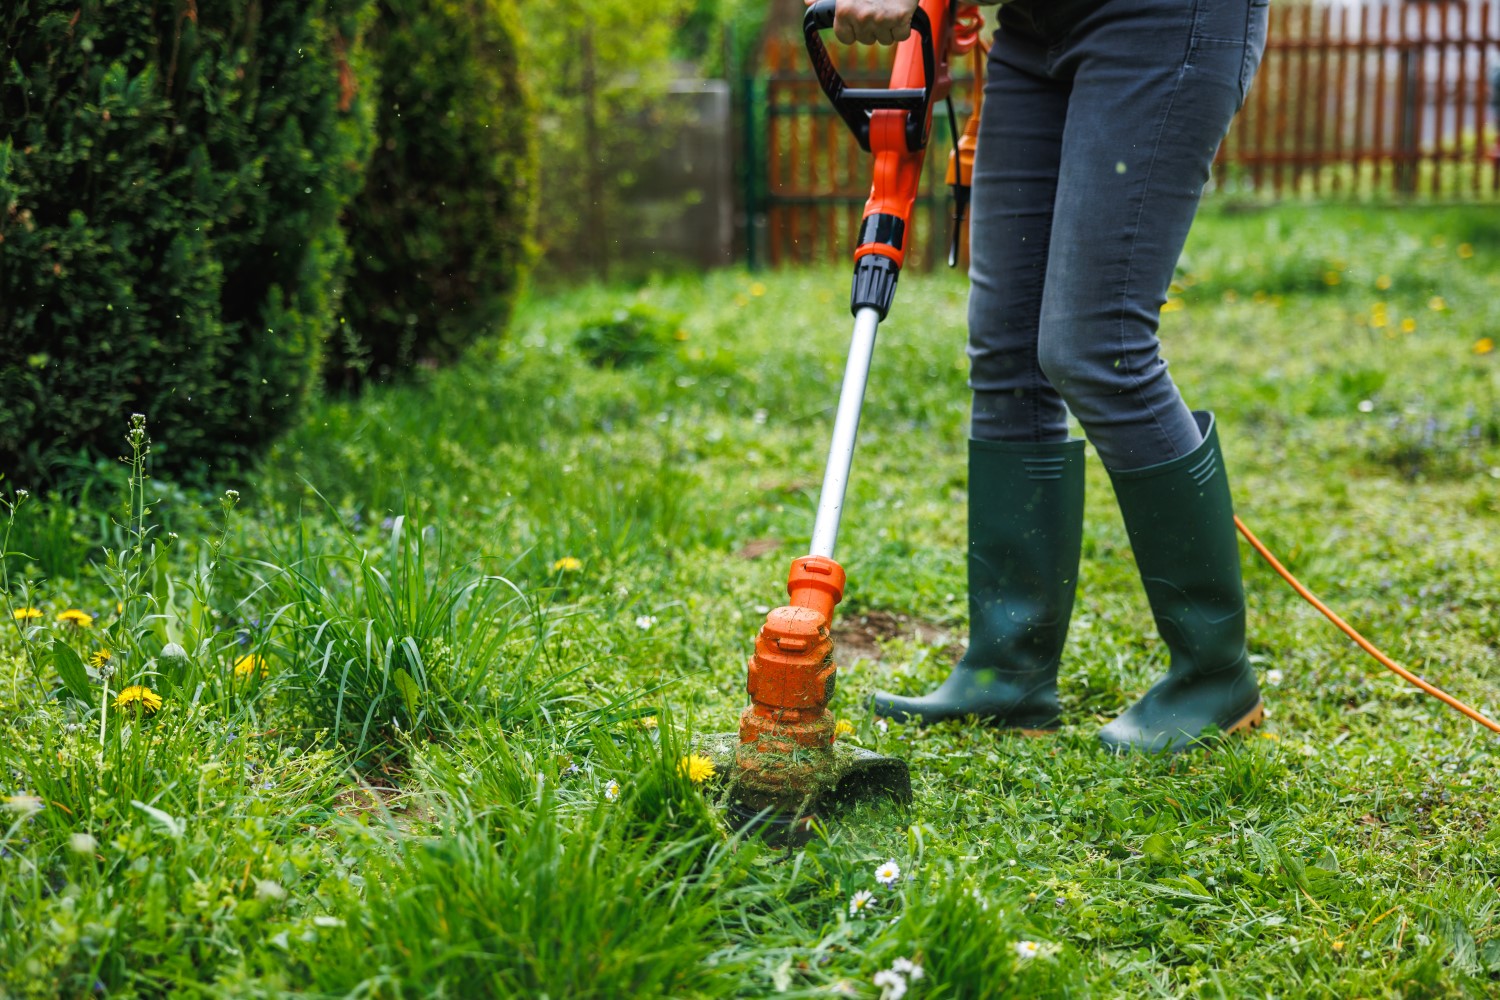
[1224,700,1265,736]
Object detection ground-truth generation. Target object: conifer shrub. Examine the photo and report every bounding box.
[329,0,536,387]
[0,1,375,485]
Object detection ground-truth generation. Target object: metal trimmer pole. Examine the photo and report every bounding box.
[723,305,909,839]
[810,306,882,560]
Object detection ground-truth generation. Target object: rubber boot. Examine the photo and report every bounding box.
[873,437,1085,729]
[1099,411,1263,753]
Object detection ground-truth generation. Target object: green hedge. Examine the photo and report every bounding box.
[329,0,537,386]
[0,1,375,485]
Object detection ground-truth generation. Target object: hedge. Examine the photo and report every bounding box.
[0,1,375,485]
[329,0,537,387]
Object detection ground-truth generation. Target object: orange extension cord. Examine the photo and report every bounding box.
[1235,516,1500,735]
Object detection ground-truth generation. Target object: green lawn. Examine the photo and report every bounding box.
[2,203,1498,998]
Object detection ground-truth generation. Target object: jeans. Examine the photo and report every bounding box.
[966,0,1269,470]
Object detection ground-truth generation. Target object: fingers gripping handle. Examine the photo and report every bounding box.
[803,0,936,153]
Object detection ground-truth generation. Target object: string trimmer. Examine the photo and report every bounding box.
[699,0,989,839]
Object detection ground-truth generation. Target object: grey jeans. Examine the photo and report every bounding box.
[966,0,1269,470]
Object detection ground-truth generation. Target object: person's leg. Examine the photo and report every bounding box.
[1035,0,1268,469]
[965,6,1071,444]
[1035,0,1270,751]
[873,11,1083,727]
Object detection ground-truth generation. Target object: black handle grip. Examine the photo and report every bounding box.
[803,0,936,153]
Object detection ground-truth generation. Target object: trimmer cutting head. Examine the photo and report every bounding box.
[716,558,910,843]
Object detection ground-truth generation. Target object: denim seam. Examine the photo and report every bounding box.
[1114,63,1192,465]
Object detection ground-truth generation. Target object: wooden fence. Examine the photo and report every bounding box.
[1229,1,1500,196]
[748,0,1500,269]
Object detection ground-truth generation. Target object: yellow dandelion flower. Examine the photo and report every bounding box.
[57,609,94,628]
[1160,298,1184,314]
[12,607,43,621]
[678,754,716,784]
[750,281,767,297]
[89,649,112,668]
[834,719,856,739]
[638,715,659,730]
[1375,274,1392,290]
[1475,338,1495,356]
[551,556,583,573]
[114,685,162,713]
[1457,243,1474,259]
[1323,270,1342,286]
[1400,317,1416,334]
[1427,296,1447,312]
[233,654,267,678]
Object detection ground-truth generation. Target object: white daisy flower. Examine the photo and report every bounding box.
[1014,939,1041,960]
[891,958,924,981]
[872,969,908,1000]
[874,718,889,734]
[635,615,658,631]
[849,889,875,917]
[1266,668,1284,686]
[603,779,621,802]
[875,860,901,886]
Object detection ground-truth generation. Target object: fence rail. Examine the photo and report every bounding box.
[750,0,1500,269]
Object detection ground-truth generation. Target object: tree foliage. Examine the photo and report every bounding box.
[0,1,376,485]
[330,0,537,386]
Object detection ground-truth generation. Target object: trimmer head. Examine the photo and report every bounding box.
[716,558,911,843]
[699,730,911,845]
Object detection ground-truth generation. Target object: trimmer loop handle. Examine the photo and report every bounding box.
[803,0,936,153]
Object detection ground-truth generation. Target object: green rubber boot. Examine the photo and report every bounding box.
[873,437,1085,730]
[1100,411,1264,753]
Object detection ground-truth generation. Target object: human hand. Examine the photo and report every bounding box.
[804,0,994,47]
[805,0,919,46]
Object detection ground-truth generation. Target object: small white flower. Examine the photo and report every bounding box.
[969,886,990,911]
[634,615,658,631]
[68,833,98,854]
[875,860,901,886]
[603,779,621,802]
[2,794,42,815]
[1014,939,1041,960]
[312,915,345,928]
[849,889,875,917]
[1266,668,1284,686]
[256,879,287,901]
[874,718,889,734]
[872,969,908,1000]
[891,958,924,981]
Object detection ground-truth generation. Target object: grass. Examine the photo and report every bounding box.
[2,202,1498,997]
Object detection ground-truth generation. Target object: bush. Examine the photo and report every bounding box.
[0,1,376,486]
[574,304,681,369]
[329,0,537,387]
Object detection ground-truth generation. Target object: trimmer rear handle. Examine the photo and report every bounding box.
[803,0,936,153]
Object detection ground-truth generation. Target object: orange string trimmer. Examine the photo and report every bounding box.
[1235,516,1500,735]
